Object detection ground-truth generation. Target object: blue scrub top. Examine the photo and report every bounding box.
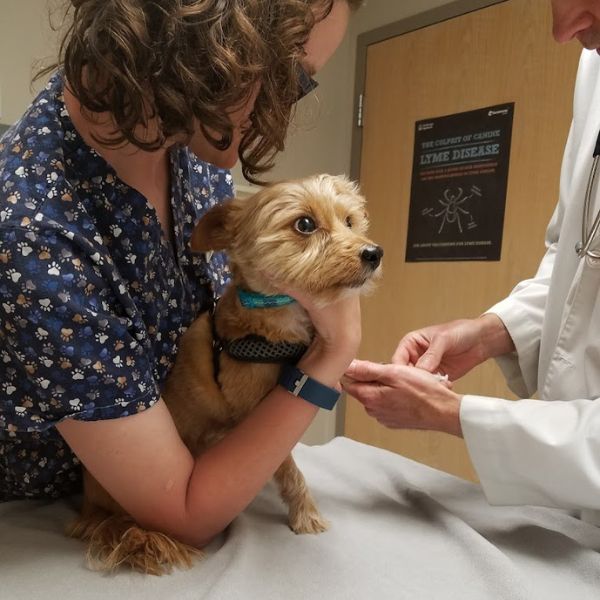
[0,73,233,500]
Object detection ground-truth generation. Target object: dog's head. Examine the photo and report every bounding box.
[191,174,383,305]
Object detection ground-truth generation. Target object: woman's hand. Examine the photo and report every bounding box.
[392,314,514,380]
[285,287,362,387]
[342,360,463,437]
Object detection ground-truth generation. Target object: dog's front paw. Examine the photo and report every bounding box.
[289,509,330,535]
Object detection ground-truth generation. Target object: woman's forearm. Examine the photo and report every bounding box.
[176,348,346,547]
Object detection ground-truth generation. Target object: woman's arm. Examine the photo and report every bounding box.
[58,297,360,548]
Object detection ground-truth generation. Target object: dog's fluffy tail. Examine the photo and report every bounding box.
[67,509,202,575]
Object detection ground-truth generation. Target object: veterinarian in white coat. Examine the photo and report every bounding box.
[343,0,600,523]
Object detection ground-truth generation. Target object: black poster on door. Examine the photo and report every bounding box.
[405,103,514,262]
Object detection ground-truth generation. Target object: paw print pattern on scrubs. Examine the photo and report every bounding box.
[0,73,233,501]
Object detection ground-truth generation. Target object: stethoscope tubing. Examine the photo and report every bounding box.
[576,131,600,259]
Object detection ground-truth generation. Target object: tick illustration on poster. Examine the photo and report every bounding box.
[422,185,482,234]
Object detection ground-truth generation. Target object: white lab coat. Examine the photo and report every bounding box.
[460,50,600,524]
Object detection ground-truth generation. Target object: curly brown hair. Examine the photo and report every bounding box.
[41,0,362,184]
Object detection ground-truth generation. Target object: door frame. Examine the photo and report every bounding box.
[339,0,507,436]
[349,0,508,182]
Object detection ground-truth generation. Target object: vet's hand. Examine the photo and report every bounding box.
[392,314,514,380]
[342,360,463,437]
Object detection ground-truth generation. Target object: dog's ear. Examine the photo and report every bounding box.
[190,200,234,252]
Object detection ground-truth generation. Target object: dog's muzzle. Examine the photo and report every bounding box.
[361,245,384,270]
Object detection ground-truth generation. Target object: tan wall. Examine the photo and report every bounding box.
[0,0,461,445]
[0,1,61,124]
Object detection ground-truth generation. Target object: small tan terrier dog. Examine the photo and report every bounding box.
[68,174,383,574]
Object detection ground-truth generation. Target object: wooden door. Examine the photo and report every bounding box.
[344,0,581,481]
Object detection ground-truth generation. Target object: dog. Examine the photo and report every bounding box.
[67,174,383,574]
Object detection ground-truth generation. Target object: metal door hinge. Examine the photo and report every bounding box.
[357,93,364,128]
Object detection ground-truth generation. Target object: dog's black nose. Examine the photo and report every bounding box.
[361,245,383,269]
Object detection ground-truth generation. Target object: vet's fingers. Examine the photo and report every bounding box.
[442,379,453,390]
[391,343,411,366]
[342,379,379,405]
[392,341,425,366]
[414,336,448,373]
[340,375,354,389]
[364,405,378,419]
[392,331,431,366]
[345,359,399,386]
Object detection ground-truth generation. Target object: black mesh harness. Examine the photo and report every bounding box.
[211,306,308,378]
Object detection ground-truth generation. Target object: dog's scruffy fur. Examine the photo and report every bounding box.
[67,174,382,575]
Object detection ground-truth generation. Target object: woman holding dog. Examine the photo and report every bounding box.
[344,0,600,525]
[0,0,362,548]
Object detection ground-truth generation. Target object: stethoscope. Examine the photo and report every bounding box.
[576,130,600,259]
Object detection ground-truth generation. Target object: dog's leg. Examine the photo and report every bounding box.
[68,469,201,575]
[274,454,329,534]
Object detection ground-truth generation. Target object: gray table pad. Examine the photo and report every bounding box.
[1,437,600,599]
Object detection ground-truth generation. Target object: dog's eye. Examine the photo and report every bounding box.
[346,216,353,229]
[294,216,317,235]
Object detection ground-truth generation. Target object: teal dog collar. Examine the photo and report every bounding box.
[237,288,296,309]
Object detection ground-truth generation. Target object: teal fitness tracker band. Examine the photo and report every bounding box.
[278,364,341,410]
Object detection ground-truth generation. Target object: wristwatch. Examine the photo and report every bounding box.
[278,364,341,411]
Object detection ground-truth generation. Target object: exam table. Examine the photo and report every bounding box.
[1,437,599,599]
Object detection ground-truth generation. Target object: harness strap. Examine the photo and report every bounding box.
[210,298,308,381]
[212,328,307,379]
[223,335,308,364]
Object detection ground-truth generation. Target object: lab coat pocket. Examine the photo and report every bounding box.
[541,258,600,400]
